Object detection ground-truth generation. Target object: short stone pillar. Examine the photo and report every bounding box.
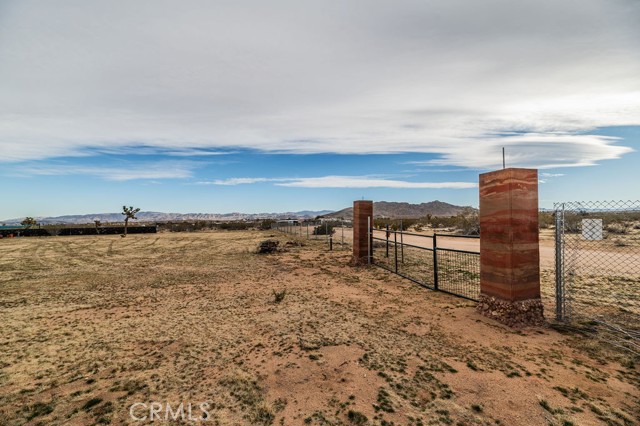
[352,200,373,265]
[477,168,545,326]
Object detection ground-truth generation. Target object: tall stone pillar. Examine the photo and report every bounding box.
[352,200,373,265]
[477,168,544,326]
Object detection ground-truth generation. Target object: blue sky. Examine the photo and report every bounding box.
[1,1,639,218]
[2,125,638,218]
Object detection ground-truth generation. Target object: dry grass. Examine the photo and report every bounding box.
[0,231,638,426]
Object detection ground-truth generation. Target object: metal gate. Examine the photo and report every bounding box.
[555,201,640,353]
[370,228,480,301]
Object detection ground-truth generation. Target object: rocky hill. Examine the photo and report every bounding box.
[323,201,474,219]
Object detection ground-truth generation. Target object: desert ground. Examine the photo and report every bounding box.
[0,231,638,426]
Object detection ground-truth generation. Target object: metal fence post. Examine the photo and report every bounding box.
[367,216,372,265]
[433,233,439,291]
[400,220,404,264]
[394,230,398,273]
[385,224,389,258]
[555,204,565,322]
[325,222,328,244]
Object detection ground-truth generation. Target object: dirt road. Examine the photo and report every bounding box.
[329,227,640,275]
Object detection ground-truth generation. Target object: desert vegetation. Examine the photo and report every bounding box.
[373,209,480,236]
[20,217,38,228]
[121,206,141,237]
[0,230,637,425]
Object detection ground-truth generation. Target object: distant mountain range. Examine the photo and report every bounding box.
[1,201,474,224]
[0,210,334,225]
[323,201,474,219]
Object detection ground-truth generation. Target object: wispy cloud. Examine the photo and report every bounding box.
[279,176,477,189]
[81,146,236,158]
[19,161,198,181]
[539,171,566,183]
[201,177,283,185]
[202,175,476,189]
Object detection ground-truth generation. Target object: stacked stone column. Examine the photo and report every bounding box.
[477,168,545,326]
[352,200,373,265]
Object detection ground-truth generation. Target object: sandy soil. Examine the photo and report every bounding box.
[0,231,637,426]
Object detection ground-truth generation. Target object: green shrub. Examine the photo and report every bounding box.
[313,223,336,235]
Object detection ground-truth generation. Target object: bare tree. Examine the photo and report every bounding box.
[21,217,37,228]
[121,206,140,236]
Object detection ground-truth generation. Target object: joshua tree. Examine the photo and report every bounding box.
[94,219,101,231]
[21,217,38,228]
[121,206,140,236]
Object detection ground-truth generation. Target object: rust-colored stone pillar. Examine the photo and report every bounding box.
[477,168,544,326]
[352,200,373,265]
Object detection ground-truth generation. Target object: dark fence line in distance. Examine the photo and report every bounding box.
[0,226,157,237]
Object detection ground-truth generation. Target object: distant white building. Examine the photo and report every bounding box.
[276,219,300,225]
[582,219,603,240]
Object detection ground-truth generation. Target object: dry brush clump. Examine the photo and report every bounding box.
[272,289,287,304]
[257,239,280,253]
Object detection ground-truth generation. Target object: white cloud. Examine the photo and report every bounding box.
[278,176,477,189]
[20,161,198,181]
[0,1,638,168]
[203,177,278,185]
[203,175,476,189]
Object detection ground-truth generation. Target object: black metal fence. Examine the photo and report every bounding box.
[273,220,351,249]
[371,228,480,301]
[0,225,157,237]
[555,200,640,353]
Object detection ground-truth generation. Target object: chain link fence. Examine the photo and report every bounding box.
[555,200,640,353]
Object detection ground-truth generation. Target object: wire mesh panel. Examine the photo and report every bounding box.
[396,244,435,289]
[436,248,480,300]
[372,234,436,289]
[274,220,351,249]
[371,236,397,272]
[371,231,478,300]
[555,201,640,352]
